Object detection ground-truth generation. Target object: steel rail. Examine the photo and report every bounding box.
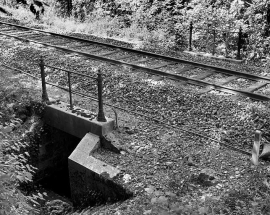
[0,21,269,83]
[1,22,270,101]
[1,30,270,101]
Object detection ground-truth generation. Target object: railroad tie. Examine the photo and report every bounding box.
[88,47,104,53]
[68,44,94,49]
[0,28,17,31]
[2,30,27,35]
[35,37,56,43]
[98,50,120,57]
[198,76,238,94]
[193,70,214,80]
[151,62,175,69]
[0,29,19,33]
[176,66,197,74]
[130,58,149,64]
[242,82,268,93]
[24,34,44,40]
[49,40,70,46]
[8,32,36,37]
[217,76,238,85]
[114,55,132,61]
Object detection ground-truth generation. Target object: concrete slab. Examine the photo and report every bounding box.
[68,133,130,207]
[69,149,120,178]
[73,133,100,155]
[44,102,114,138]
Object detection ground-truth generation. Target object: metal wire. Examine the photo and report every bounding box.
[0,59,252,157]
[44,64,97,79]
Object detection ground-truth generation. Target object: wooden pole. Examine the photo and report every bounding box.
[237,26,242,60]
[189,21,193,51]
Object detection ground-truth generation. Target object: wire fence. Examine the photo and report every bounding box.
[0,59,254,156]
[39,56,107,122]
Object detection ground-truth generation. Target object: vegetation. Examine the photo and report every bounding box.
[0,69,47,214]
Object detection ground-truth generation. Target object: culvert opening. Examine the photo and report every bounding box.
[33,124,81,200]
[38,162,71,198]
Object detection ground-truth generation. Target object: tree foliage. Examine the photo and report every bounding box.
[69,0,270,60]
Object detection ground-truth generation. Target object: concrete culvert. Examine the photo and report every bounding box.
[16,101,134,210]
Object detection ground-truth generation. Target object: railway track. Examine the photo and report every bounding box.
[0,20,270,101]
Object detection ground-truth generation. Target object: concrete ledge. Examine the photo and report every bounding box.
[68,133,132,207]
[69,150,120,178]
[73,133,100,155]
[184,51,244,64]
[44,102,114,138]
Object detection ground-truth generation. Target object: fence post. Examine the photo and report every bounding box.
[67,0,72,17]
[67,71,73,110]
[237,26,242,60]
[189,21,193,51]
[225,31,229,58]
[97,69,106,122]
[39,56,49,103]
[212,28,216,55]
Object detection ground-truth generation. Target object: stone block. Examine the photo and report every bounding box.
[74,133,100,155]
[44,102,114,138]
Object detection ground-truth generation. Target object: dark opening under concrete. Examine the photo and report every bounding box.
[36,124,81,199]
[39,163,71,198]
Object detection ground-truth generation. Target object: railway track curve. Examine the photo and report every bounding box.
[0,21,270,101]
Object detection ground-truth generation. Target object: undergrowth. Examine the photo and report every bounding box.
[0,69,46,214]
